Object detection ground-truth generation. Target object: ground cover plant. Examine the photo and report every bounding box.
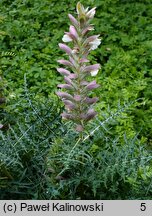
[0,0,152,199]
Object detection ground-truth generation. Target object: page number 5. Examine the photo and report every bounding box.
[140,203,146,211]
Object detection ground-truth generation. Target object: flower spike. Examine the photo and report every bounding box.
[57,2,101,132]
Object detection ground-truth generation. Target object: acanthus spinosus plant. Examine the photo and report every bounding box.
[56,2,101,132]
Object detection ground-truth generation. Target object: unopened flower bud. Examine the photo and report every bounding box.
[76,124,84,132]
[74,95,81,101]
[57,59,73,67]
[86,80,100,90]
[84,97,98,104]
[57,68,71,76]
[69,25,78,40]
[56,91,74,101]
[61,112,74,120]
[57,84,74,90]
[68,14,79,27]
[85,108,97,121]
[59,43,72,55]
[63,100,75,110]
[83,64,100,73]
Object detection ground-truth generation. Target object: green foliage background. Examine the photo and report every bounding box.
[0,0,152,199]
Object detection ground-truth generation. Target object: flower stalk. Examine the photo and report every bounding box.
[57,2,101,132]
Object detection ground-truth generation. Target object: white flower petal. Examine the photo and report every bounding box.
[90,69,99,76]
[62,34,72,42]
[89,38,101,50]
[85,7,89,13]
[86,7,96,19]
